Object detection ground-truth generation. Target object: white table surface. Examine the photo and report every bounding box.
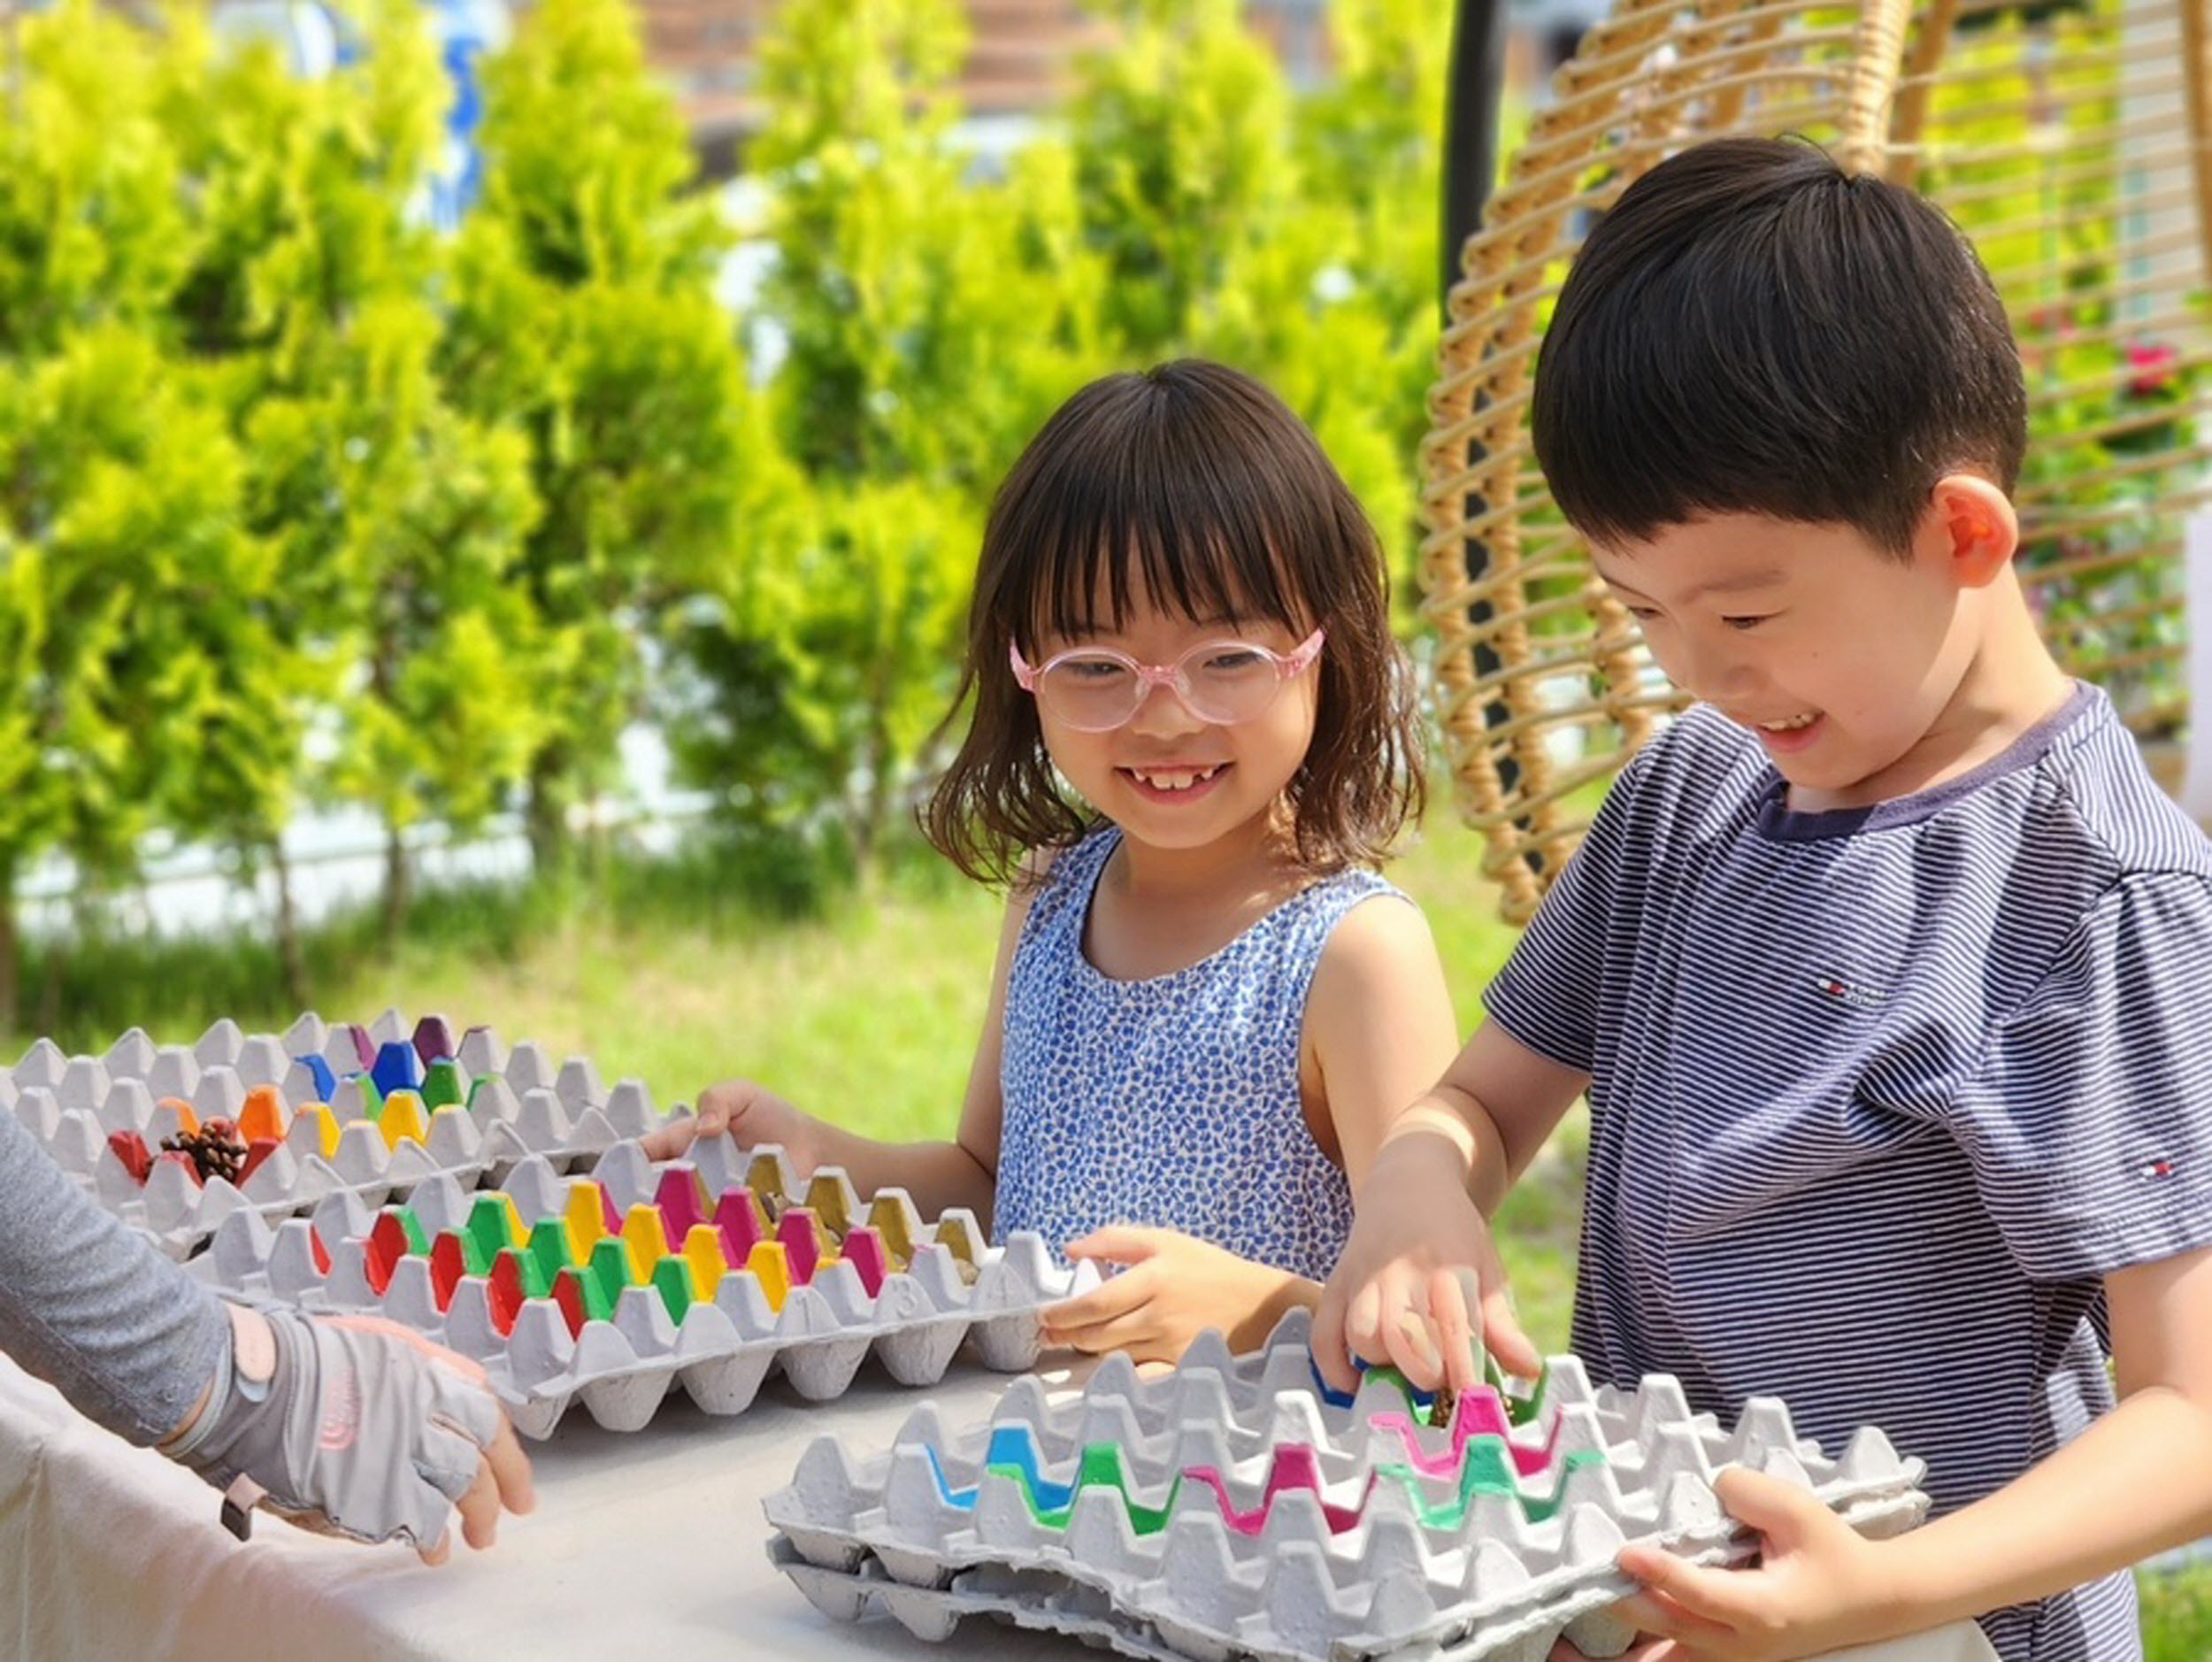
[0,1350,1996,1662]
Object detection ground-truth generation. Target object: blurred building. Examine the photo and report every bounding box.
[524,0,1342,179]
[58,0,1599,180]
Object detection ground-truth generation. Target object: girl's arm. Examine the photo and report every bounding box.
[1300,893,1465,1194]
[1049,895,1463,1366]
[651,863,1043,1232]
[1605,1242,2212,1658]
[834,865,1033,1229]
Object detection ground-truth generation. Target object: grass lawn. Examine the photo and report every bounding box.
[12,821,2208,1636]
[2142,1559,2212,1657]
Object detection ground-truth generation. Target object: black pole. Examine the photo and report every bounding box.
[1441,0,1509,320]
[1440,0,1526,815]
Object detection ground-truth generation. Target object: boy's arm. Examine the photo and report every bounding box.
[1610,1243,2212,1657]
[1314,1020,1589,1394]
[1880,1243,2212,1627]
[1319,737,1645,1394]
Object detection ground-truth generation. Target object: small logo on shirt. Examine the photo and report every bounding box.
[1814,973,1886,1010]
[2139,1158,2177,1181]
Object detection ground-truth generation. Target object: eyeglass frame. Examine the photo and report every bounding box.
[1007,627,1326,732]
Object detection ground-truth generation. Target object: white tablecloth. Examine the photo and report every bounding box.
[0,1353,1995,1662]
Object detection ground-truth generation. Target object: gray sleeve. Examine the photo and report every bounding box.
[0,1104,230,1444]
[1481,746,1655,1073]
[1951,871,2212,1282]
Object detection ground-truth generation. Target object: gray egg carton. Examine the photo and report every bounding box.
[187,1137,1103,1439]
[764,1309,1929,1662]
[9,1011,677,1256]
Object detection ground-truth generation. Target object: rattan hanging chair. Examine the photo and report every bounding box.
[1423,0,2212,923]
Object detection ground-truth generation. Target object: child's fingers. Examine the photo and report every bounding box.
[452,1450,506,1551]
[1548,1636,1673,1662]
[1041,1266,1153,1339]
[1344,1267,1436,1380]
[1343,1266,1443,1388]
[1543,1642,1649,1661]
[1062,1226,1164,1266]
[1478,1281,1544,1381]
[1340,1273,1391,1362]
[683,1085,748,1145]
[1607,1578,1736,1652]
[1380,1303,1446,1390]
[1310,1282,1360,1394]
[1426,1267,1484,1396]
[1050,1301,1162,1357]
[639,1112,700,1162]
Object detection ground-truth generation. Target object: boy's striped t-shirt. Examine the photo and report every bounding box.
[1486,683,2212,1662]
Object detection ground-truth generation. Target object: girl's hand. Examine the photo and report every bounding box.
[1312,1150,1540,1396]
[1046,1227,1311,1364]
[640,1079,827,1168]
[1550,1469,1905,1661]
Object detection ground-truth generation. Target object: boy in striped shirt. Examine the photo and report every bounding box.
[1316,136,2212,1661]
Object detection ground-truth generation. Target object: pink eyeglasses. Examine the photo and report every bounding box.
[1009,630,1325,732]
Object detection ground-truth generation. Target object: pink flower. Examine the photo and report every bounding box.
[2126,342,2179,397]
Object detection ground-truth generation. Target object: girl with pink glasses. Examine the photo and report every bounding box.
[651,360,1457,1367]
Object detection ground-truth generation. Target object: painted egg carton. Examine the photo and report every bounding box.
[188,1137,1103,1438]
[7,1010,675,1255]
[764,1308,1929,1662]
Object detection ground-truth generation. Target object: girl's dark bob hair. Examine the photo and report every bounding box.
[921,359,1425,885]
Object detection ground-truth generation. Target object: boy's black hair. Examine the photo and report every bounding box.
[1532,135,2028,555]
[922,359,1425,884]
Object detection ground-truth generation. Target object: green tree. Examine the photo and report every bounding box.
[670,0,1095,869]
[0,1,188,360]
[0,4,302,1026]
[276,297,546,942]
[0,327,273,1028]
[678,479,977,866]
[441,0,750,881]
[158,0,541,960]
[1289,0,1448,542]
[749,0,1096,488]
[1060,0,1444,588]
[1924,1,2205,735]
[1065,0,1294,358]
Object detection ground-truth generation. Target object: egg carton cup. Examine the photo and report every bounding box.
[9,1012,680,1256]
[764,1311,1929,1662]
[188,1138,1102,1438]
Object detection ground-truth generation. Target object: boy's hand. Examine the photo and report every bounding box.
[1313,1150,1540,1396]
[640,1079,825,1166]
[1551,1468,1902,1660]
[1047,1227,1310,1365]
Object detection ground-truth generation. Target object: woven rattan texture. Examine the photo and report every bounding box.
[1425,0,2211,920]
